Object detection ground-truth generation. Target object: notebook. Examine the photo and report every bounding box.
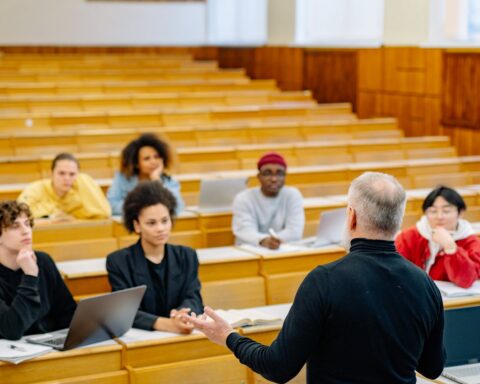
[197,177,248,212]
[214,308,283,328]
[296,208,347,248]
[441,306,480,384]
[26,286,146,351]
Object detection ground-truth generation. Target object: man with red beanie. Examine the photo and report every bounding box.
[232,152,304,249]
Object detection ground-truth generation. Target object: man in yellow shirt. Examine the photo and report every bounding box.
[18,153,111,220]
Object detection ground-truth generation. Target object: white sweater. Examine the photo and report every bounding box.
[232,186,305,246]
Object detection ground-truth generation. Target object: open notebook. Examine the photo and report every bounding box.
[214,308,283,328]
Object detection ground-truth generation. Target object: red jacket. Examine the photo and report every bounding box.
[395,226,480,288]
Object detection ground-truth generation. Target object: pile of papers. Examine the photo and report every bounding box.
[0,340,52,364]
[435,280,480,298]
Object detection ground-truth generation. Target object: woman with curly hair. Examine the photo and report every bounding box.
[106,181,202,333]
[107,133,184,215]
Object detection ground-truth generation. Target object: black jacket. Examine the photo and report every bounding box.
[227,238,446,384]
[106,240,203,330]
[0,251,76,340]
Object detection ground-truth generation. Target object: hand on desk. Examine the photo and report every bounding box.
[183,306,234,347]
[260,236,281,250]
[153,307,194,334]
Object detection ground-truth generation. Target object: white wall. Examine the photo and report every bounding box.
[383,0,430,45]
[0,0,206,46]
[206,0,267,45]
[268,0,296,45]
[295,0,384,45]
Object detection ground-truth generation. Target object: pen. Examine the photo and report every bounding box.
[9,344,27,352]
[268,228,279,239]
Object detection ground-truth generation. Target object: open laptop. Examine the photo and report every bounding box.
[296,208,347,248]
[197,177,248,212]
[26,285,146,351]
[441,306,480,384]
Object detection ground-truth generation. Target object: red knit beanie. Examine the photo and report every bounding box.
[257,152,287,170]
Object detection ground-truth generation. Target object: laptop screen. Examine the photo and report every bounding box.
[444,306,480,367]
[198,177,248,211]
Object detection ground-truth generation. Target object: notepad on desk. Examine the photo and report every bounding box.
[0,339,52,364]
[435,280,480,298]
[215,308,283,328]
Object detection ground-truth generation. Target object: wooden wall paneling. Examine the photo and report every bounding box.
[303,49,357,111]
[383,47,410,93]
[407,95,427,136]
[356,48,383,118]
[425,49,443,96]
[442,53,480,128]
[424,97,442,136]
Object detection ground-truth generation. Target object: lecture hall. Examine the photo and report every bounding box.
[1,0,480,383]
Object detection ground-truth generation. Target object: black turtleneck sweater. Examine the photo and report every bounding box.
[226,238,446,384]
[0,251,76,340]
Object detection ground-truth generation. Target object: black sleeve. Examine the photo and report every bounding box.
[0,275,42,340]
[177,250,203,315]
[226,268,327,383]
[44,254,76,330]
[416,291,446,379]
[106,254,158,330]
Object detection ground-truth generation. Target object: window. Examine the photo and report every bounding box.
[295,0,384,45]
[429,0,480,43]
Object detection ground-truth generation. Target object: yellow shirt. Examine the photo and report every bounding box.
[18,173,111,219]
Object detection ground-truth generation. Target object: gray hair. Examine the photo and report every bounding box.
[348,172,406,239]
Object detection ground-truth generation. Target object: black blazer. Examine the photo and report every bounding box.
[106,241,203,330]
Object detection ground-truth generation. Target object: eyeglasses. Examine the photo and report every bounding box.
[259,170,286,178]
[425,207,457,217]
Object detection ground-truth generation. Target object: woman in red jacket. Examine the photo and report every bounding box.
[395,186,480,288]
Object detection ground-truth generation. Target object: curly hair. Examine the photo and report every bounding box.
[120,133,172,179]
[0,201,34,235]
[123,181,177,233]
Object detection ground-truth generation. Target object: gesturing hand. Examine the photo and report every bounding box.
[183,306,234,347]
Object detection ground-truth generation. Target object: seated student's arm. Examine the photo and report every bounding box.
[106,173,128,216]
[432,236,480,288]
[41,253,77,329]
[74,173,111,219]
[232,194,267,246]
[175,249,203,315]
[0,250,42,340]
[276,189,305,242]
[163,177,185,215]
[226,268,327,383]
[106,256,158,330]
[17,182,55,219]
[416,288,446,379]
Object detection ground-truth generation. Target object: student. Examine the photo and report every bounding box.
[187,172,445,383]
[232,152,304,249]
[107,133,184,216]
[18,153,110,220]
[106,181,202,333]
[0,201,76,340]
[396,185,480,288]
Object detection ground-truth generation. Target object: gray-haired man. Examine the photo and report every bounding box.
[186,172,445,384]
